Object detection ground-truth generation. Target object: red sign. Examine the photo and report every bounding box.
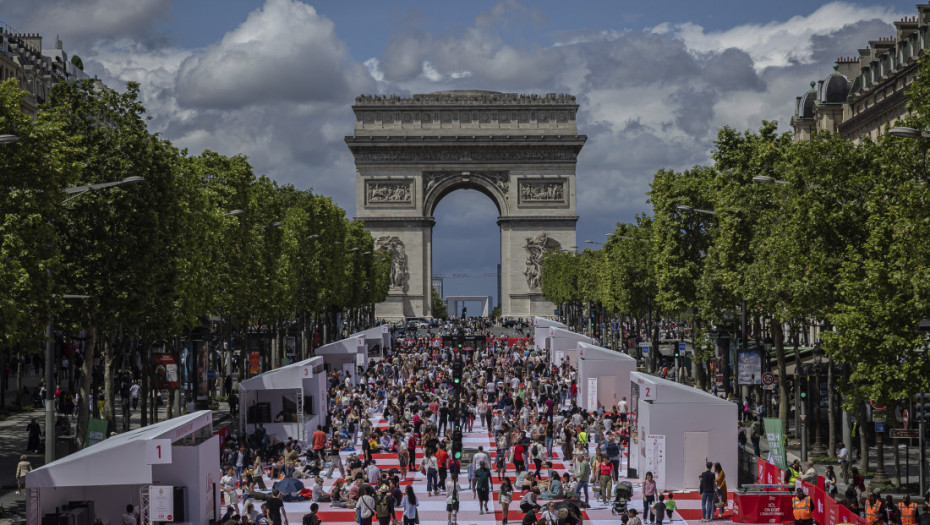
[733,492,794,523]
[214,424,230,450]
[870,400,886,411]
[154,354,179,388]
[756,457,785,485]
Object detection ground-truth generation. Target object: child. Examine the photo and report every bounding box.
[496,450,507,481]
[628,508,643,525]
[664,493,677,522]
[653,494,666,525]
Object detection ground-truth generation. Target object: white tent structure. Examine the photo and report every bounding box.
[26,410,219,524]
[629,372,737,492]
[315,333,371,384]
[354,324,392,362]
[576,343,637,412]
[238,356,326,445]
[542,326,593,366]
[533,317,566,349]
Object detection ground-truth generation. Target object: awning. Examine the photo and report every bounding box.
[238,356,321,391]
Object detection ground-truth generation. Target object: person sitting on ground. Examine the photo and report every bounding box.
[538,472,565,500]
[311,477,331,503]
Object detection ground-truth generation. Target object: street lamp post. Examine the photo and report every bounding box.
[45,176,144,463]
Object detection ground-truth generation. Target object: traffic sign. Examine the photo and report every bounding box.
[903,409,909,429]
[678,342,687,352]
[870,400,887,411]
[762,372,776,387]
[875,422,886,433]
[891,428,919,439]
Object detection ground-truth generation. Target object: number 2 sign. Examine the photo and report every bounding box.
[641,383,656,401]
[146,439,172,464]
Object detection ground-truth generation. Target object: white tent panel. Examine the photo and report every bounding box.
[26,410,212,488]
[576,343,637,411]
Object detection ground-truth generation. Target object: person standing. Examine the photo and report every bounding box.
[129,379,141,411]
[445,473,461,524]
[325,434,345,479]
[714,463,728,518]
[15,455,31,495]
[26,417,41,454]
[642,471,657,523]
[654,494,667,525]
[793,488,813,525]
[266,488,288,525]
[699,462,716,522]
[357,485,377,525]
[221,468,240,510]
[865,491,887,525]
[436,444,450,491]
[749,417,762,457]
[837,443,850,482]
[499,477,514,525]
[475,461,493,514]
[312,425,327,461]
[256,504,272,525]
[574,453,591,507]
[400,486,419,525]
[897,495,919,525]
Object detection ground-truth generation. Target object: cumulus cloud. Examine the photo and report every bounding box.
[175,0,373,108]
[0,0,170,49]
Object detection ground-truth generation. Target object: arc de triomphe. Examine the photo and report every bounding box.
[345,90,586,319]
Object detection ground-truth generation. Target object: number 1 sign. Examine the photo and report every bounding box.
[146,439,173,464]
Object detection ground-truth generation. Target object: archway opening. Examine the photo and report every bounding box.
[432,189,500,318]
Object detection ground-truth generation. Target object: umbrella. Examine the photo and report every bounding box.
[273,478,304,493]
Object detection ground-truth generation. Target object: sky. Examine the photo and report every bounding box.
[1,0,918,307]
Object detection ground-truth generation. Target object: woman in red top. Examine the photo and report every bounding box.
[513,442,526,474]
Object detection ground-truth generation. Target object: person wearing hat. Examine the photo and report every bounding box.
[792,488,813,525]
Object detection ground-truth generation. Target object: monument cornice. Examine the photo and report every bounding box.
[356,216,437,227]
[496,215,579,225]
[353,92,577,106]
[346,135,587,164]
[345,134,587,144]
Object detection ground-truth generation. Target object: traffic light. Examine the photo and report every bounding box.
[452,429,463,459]
[916,392,930,422]
[674,347,680,358]
[452,358,463,385]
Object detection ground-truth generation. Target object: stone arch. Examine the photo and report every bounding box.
[423,172,509,218]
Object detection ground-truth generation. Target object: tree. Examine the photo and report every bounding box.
[431,288,448,319]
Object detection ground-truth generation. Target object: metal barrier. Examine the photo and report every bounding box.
[737,446,757,487]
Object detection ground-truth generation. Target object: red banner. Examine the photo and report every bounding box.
[154,353,178,388]
[756,457,785,485]
[733,493,795,523]
[214,424,230,450]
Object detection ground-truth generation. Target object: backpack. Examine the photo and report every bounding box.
[531,444,540,457]
[376,495,391,518]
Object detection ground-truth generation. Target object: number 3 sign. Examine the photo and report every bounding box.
[146,439,173,464]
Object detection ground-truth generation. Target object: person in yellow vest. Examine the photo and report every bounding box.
[865,490,887,525]
[792,488,813,525]
[784,459,801,486]
[897,495,919,525]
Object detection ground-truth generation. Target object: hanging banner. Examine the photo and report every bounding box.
[154,353,179,389]
[249,351,261,375]
[85,418,108,448]
[763,417,787,470]
[645,434,667,492]
[737,350,762,385]
[587,378,598,411]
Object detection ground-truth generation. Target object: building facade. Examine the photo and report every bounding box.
[791,3,930,142]
[0,27,98,116]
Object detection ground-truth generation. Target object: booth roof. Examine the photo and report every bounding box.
[314,336,364,356]
[238,356,322,392]
[26,410,213,488]
[533,316,567,328]
[631,371,733,405]
[577,342,636,362]
[548,326,594,342]
[350,324,389,340]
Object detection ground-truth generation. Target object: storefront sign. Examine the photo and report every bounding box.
[154,353,179,388]
[587,378,598,411]
[249,351,261,375]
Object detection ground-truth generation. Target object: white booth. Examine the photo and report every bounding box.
[544,326,594,366]
[238,356,326,445]
[353,324,392,362]
[576,343,637,412]
[533,317,567,350]
[26,410,219,524]
[629,372,737,492]
[315,334,369,384]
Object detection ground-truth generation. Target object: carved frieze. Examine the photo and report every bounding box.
[520,181,565,202]
[352,148,579,164]
[366,180,413,205]
[523,232,561,290]
[354,92,577,105]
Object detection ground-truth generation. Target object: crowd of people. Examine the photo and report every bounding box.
[212,317,687,525]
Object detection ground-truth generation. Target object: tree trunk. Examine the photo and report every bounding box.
[76,325,96,448]
[827,362,836,458]
[15,352,23,406]
[773,321,789,436]
[140,339,149,427]
[873,426,889,483]
[893,420,902,488]
[859,403,870,473]
[103,337,115,430]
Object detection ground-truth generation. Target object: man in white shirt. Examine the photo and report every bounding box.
[472,446,490,472]
[129,380,141,411]
[837,444,850,482]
